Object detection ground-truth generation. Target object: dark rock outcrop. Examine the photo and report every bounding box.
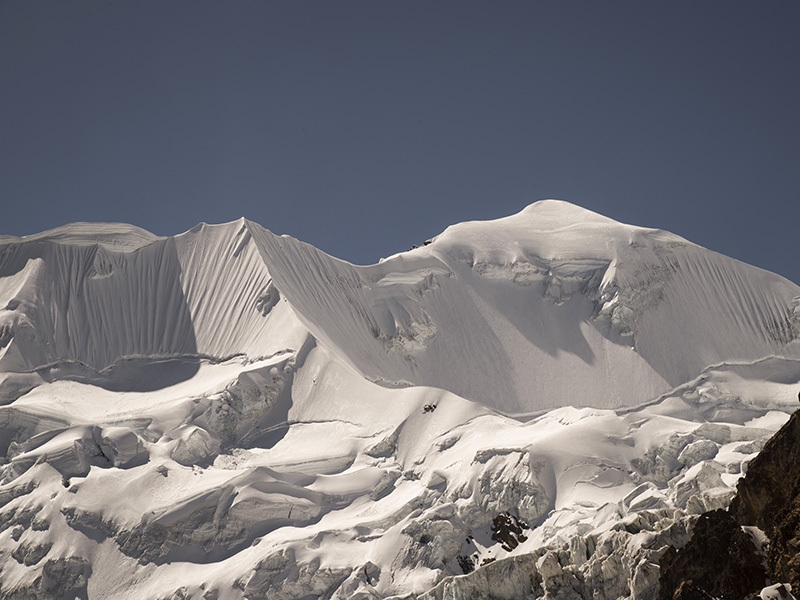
[658,408,800,599]
[730,408,800,592]
[729,409,800,535]
[657,509,766,600]
[490,511,529,552]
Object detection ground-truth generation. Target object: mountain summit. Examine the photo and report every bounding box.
[1,201,799,599]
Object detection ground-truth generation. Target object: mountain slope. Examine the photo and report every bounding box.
[251,199,800,412]
[0,200,799,599]
[3,200,798,411]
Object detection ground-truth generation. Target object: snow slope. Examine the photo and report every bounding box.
[255,200,800,413]
[5,200,797,409]
[0,200,799,599]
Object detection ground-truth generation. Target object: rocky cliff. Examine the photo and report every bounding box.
[659,405,800,599]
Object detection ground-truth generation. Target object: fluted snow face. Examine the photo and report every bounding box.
[1,201,799,599]
[0,236,197,372]
[2,201,798,411]
[248,200,800,412]
[0,220,307,376]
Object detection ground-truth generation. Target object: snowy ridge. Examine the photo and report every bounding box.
[0,220,307,379]
[2,200,798,411]
[0,200,799,599]
[248,200,800,412]
[172,220,307,362]
[0,222,161,253]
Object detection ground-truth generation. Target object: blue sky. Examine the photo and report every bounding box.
[2,2,799,283]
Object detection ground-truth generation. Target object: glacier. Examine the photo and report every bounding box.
[0,200,798,599]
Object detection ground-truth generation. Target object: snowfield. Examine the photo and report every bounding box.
[0,200,798,599]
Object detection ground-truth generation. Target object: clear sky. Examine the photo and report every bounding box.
[2,2,799,283]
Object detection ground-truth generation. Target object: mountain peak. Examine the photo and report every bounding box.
[1,205,798,412]
[428,199,687,267]
[521,198,620,224]
[2,205,800,600]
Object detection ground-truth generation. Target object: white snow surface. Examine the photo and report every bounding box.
[0,200,799,599]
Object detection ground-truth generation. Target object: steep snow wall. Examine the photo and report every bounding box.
[171,220,304,361]
[0,234,196,372]
[2,201,799,412]
[3,202,800,599]
[0,220,302,376]
[248,201,800,412]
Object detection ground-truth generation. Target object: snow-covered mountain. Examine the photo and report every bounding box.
[0,200,798,599]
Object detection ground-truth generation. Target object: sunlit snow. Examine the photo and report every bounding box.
[0,200,798,599]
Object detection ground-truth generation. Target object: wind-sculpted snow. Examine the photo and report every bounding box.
[249,200,800,412]
[0,235,197,374]
[1,201,800,599]
[2,201,799,411]
[0,220,308,389]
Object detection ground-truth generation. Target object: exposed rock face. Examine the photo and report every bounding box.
[729,409,800,535]
[656,509,766,600]
[730,408,800,592]
[768,495,800,594]
[657,409,800,599]
[490,512,529,552]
